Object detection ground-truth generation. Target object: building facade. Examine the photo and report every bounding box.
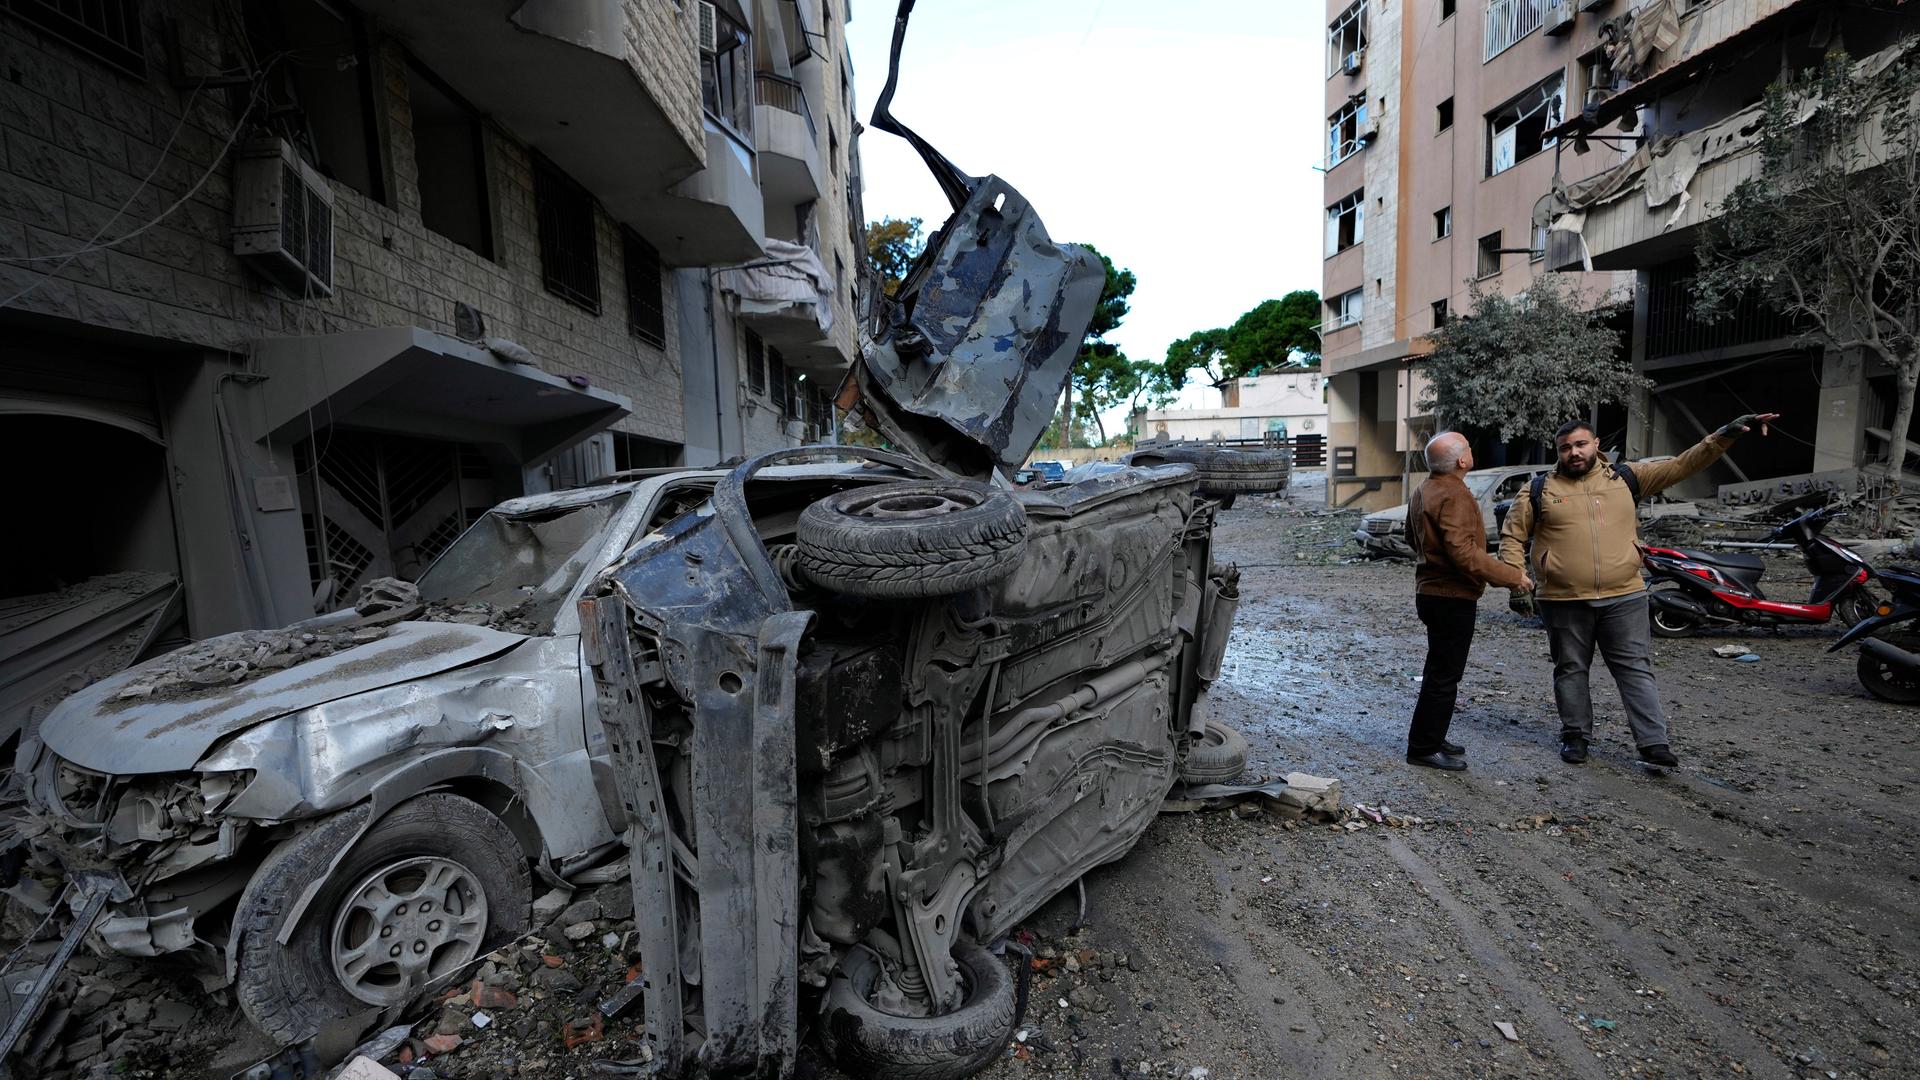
[0,0,862,695]
[1319,0,1635,509]
[1133,369,1330,444]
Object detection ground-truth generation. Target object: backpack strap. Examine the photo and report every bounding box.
[1615,461,1641,504]
[1528,471,1547,540]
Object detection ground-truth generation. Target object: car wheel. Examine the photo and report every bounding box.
[1130,445,1290,496]
[796,481,1028,599]
[233,793,530,1044]
[1179,718,1250,784]
[821,939,1017,1080]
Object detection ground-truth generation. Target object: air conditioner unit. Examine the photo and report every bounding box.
[1543,0,1575,34]
[784,419,807,439]
[232,139,334,298]
[1342,49,1363,75]
[1356,119,1379,147]
[695,0,718,54]
[1585,86,1610,109]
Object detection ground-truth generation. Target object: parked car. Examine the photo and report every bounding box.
[1028,460,1067,483]
[1354,464,1551,557]
[5,13,1252,1077]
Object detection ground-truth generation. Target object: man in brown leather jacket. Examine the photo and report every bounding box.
[1403,432,1533,770]
[1499,413,1777,767]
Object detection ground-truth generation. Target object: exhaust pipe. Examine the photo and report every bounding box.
[1860,636,1920,672]
[1648,588,1710,619]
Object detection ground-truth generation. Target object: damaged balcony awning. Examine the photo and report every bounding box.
[249,326,631,464]
[715,239,841,367]
[1539,38,1920,273]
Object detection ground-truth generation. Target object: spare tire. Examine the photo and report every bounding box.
[1180,718,1250,784]
[796,481,1028,599]
[1130,444,1290,495]
[821,939,1017,1080]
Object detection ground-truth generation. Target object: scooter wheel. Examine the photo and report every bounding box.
[1648,590,1700,638]
[1858,649,1920,704]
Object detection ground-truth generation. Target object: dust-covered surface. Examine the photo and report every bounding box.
[7,475,1918,1079]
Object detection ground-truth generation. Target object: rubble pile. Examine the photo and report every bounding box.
[109,625,390,701]
[0,948,225,1078]
[422,600,542,636]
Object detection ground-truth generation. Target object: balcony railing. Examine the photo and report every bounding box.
[755,72,816,143]
[1485,0,1545,61]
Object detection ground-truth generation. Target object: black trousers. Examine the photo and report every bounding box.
[1408,594,1477,755]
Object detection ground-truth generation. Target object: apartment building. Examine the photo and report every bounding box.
[1542,0,1920,501]
[0,0,862,663]
[1319,0,1636,509]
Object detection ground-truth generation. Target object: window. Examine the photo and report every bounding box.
[1327,288,1364,329]
[1433,206,1452,239]
[1477,231,1503,279]
[405,59,491,258]
[1431,298,1450,327]
[744,328,767,395]
[245,0,382,202]
[623,228,665,347]
[533,154,600,313]
[1531,223,1548,263]
[699,3,753,138]
[1327,0,1368,77]
[1485,0,1547,60]
[1436,97,1454,133]
[1327,96,1369,167]
[769,348,789,415]
[1486,71,1564,176]
[1441,0,1456,18]
[1325,190,1364,256]
[8,0,143,76]
[829,125,840,178]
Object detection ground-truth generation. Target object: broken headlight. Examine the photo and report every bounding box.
[107,770,255,845]
[51,757,114,824]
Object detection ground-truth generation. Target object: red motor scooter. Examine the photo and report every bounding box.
[1639,502,1879,637]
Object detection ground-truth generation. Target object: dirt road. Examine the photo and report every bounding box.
[971,487,1919,1079]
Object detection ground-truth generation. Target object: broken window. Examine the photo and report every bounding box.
[1433,205,1452,240]
[1328,0,1367,77]
[534,155,600,313]
[1327,288,1364,329]
[405,58,491,258]
[1436,97,1454,133]
[1431,298,1449,327]
[1486,71,1564,176]
[416,495,628,633]
[245,0,382,202]
[624,228,665,347]
[1326,189,1364,256]
[744,327,767,395]
[699,2,753,138]
[1477,231,1503,278]
[1328,96,1369,167]
[769,347,789,415]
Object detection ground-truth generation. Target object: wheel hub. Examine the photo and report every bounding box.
[331,856,489,1006]
[847,489,979,520]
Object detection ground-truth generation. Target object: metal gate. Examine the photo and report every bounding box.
[295,430,497,610]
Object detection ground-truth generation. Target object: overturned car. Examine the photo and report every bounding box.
[3,7,1276,1076]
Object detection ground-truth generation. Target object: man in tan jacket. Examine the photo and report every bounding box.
[1499,413,1777,767]
[1403,432,1533,770]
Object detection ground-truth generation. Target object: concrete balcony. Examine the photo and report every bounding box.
[630,118,768,266]
[755,73,824,207]
[359,0,706,224]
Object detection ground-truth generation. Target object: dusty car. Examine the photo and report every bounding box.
[3,9,1251,1077]
[1353,464,1552,557]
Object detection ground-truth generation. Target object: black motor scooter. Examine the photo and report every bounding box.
[1830,564,1920,704]
[1640,502,1879,637]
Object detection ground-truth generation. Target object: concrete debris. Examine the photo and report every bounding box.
[1712,644,1756,659]
[355,576,424,625]
[1494,1020,1521,1042]
[111,624,391,699]
[336,1057,404,1080]
[422,598,541,635]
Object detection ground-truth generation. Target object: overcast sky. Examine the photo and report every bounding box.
[844,0,1325,412]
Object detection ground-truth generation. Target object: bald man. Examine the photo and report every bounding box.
[1402,432,1533,770]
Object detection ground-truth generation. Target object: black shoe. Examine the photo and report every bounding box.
[1440,740,1465,756]
[1560,738,1589,764]
[1406,751,1467,771]
[1638,743,1679,767]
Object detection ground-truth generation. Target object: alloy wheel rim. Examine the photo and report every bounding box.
[330,856,489,1005]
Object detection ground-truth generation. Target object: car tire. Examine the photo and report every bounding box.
[1130,445,1291,496]
[1180,718,1250,784]
[797,481,1028,599]
[820,939,1017,1080]
[233,793,530,1045]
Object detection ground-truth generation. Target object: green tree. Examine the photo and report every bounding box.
[1693,49,1920,469]
[1417,274,1642,444]
[1049,243,1138,448]
[1161,291,1321,391]
[864,216,925,295]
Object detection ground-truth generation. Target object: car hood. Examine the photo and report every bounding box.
[1364,505,1409,524]
[37,620,526,775]
[849,5,1104,481]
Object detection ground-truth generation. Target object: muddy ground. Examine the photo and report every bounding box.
[14,475,1919,1080]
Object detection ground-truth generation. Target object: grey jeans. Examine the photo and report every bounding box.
[1537,593,1670,748]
